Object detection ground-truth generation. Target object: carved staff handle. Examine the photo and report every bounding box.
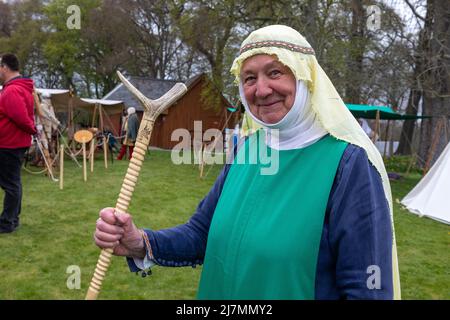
[85,72,187,300]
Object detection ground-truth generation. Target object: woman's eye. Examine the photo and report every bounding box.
[269,70,281,77]
[244,76,256,84]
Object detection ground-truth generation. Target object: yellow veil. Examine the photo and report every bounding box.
[231,25,401,299]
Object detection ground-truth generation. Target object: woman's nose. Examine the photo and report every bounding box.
[255,78,273,98]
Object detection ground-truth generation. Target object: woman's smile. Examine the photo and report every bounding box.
[240,54,296,124]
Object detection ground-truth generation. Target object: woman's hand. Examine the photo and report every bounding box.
[94,207,146,259]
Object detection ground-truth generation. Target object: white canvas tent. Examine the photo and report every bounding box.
[36,88,124,115]
[35,88,125,137]
[401,142,450,224]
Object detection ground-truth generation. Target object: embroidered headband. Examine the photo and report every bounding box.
[240,40,315,55]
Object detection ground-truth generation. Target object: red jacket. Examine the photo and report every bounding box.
[0,77,37,148]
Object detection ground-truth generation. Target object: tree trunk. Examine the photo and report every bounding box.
[396,88,421,155]
[418,0,450,167]
[397,8,428,156]
[345,0,366,104]
[300,0,319,50]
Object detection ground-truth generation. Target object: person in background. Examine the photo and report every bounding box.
[0,53,36,234]
[117,107,139,160]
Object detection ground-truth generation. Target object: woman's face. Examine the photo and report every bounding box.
[240,54,296,124]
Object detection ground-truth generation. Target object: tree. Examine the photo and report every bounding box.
[397,1,430,155]
[170,0,239,96]
[0,2,12,38]
[43,0,102,91]
[43,0,138,97]
[0,0,50,83]
[79,0,138,97]
[415,0,450,167]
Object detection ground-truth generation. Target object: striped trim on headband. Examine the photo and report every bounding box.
[240,40,315,55]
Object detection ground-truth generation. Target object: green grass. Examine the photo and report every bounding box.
[385,156,449,299]
[0,152,448,299]
[390,178,450,299]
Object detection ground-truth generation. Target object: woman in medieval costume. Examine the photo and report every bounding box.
[94,25,401,299]
[117,107,139,160]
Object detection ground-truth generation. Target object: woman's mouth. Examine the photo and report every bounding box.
[257,100,283,108]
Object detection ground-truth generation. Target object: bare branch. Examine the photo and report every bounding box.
[403,0,426,22]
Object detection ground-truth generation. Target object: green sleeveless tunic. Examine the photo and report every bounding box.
[198,132,347,299]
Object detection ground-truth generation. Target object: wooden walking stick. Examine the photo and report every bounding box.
[85,71,187,300]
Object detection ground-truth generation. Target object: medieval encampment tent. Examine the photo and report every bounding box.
[401,141,450,224]
[36,88,125,136]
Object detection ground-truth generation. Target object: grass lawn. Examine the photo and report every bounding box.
[0,151,448,299]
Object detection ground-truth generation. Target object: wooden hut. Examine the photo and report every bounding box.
[104,73,240,149]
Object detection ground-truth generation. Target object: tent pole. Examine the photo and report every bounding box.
[69,87,76,152]
[90,104,98,172]
[372,110,380,143]
[100,105,120,164]
[202,109,236,179]
[90,136,95,173]
[383,120,390,158]
[99,104,108,169]
[67,96,71,150]
[91,104,98,128]
[59,144,64,190]
[82,142,87,182]
[100,105,119,137]
[389,120,395,158]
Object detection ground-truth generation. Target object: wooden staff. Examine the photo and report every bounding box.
[85,71,187,300]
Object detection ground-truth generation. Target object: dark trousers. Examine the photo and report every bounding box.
[0,147,27,230]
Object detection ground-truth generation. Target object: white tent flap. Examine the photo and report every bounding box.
[401,142,450,224]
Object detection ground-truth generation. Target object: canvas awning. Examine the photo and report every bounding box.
[79,98,125,115]
[346,104,430,120]
[36,88,125,114]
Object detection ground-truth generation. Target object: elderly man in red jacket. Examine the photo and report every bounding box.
[0,53,36,234]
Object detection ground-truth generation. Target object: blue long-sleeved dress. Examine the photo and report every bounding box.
[127,141,393,299]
